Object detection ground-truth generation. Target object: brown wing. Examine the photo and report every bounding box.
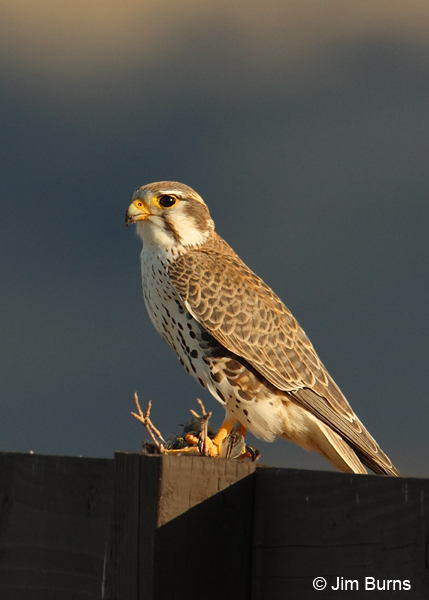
[168,233,398,475]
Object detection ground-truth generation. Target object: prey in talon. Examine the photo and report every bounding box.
[132,394,259,461]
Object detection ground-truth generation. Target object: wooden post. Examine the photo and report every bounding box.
[108,454,256,600]
[1,452,429,599]
[106,452,142,600]
[252,467,429,599]
[0,452,113,600]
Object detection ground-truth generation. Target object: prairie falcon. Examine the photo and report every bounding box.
[126,181,399,476]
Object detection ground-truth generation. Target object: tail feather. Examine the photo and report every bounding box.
[279,400,399,475]
[291,388,400,476]
[313,420,368,474]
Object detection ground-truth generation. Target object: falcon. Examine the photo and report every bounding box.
[126,181,399,475]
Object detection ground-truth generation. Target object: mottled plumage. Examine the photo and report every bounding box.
[126,181,399,476]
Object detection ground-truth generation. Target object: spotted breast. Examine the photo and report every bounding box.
[126,180,400,475]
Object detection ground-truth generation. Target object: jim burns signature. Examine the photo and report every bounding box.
[330,577,411,592]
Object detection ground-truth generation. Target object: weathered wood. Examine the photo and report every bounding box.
[107,452,142,600]
[1,451,429,600]
[150,455,256,600]
[0,452,113,600]
[138,454,162,600]
[107,454,256,600]
[252,468,429,599]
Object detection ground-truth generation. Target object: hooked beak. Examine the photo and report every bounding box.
[125,199,152,226]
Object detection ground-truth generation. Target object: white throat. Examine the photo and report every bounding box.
[136,217,175,250]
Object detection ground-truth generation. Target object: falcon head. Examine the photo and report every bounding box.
[126,181,215,249]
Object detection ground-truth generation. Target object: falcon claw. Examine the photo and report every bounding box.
[243,445,260,462]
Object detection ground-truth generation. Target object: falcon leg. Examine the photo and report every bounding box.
[198,417,237,457]
[236,423,247,436]
[224,423,260,461]
[188,419,259,460]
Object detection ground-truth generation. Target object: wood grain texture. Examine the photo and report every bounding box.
[138,454,161,600]
[152,456,256,600]
[252,468,429,599]
[0,452,113,600]
[1,452,428,600]
[108,454,256,600]
[107,452,142,600]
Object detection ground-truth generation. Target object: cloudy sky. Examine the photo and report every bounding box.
[1,1,428,476]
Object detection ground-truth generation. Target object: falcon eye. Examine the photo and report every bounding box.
[158,195,177,208]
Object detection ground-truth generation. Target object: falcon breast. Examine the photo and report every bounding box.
[126,181,399,476]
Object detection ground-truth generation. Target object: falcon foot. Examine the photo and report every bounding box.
[131,393,259,461]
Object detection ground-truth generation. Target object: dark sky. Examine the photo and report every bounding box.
[1,2,428,476]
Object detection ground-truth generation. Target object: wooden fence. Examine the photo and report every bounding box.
[0,451,428,599]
